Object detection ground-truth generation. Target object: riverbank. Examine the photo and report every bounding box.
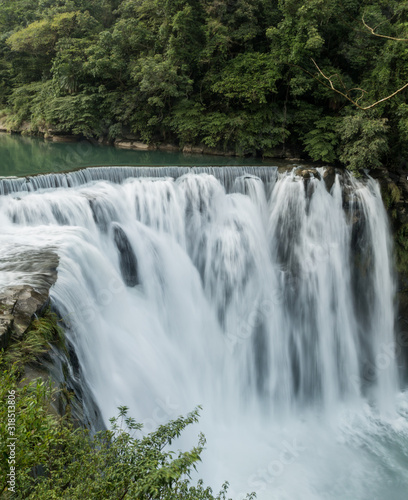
[0,118,302,160]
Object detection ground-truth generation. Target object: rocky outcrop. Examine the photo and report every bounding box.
[0,250,59,349]
[114,139,156,150]
[295,167,322,180]
[276,166,338,192]
[323,167,336,192]
[370,165,408,374]
[157,143,180,152]
[0,249,102,427]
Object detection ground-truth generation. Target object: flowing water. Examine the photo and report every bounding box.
[0,166,407,499]
[0,133,277,178]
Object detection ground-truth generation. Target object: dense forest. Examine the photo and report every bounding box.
[1,0,408,170]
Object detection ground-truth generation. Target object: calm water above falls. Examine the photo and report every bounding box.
[0,133,279,178]
[0,163,407,499]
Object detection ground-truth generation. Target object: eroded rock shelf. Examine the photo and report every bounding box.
[0,250,59,348]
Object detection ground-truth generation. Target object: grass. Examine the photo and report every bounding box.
[1,308,65,373]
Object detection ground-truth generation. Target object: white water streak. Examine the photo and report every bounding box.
[0,168,406,499]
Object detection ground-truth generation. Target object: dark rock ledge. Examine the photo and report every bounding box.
[0,250,59,349]
[0,249,103,427]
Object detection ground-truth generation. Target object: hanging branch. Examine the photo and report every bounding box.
[362,15,408,42]
[309,59,408,110]
[289,13,408,110]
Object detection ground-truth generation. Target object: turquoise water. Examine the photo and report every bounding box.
[0,134,282,177]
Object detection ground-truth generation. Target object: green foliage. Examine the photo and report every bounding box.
[170,102,289,154]
[6,11,100,54]
[0,363,254,499]
[0,362,69,498]
[0,306,254,499]
[7,19,56,54]
[302,116,339,163]
[1,0,408,168]
[337,114,389,172]
[1,307,65,371]
[7,81,45,127]
[381,181,401,210]
[52,38,90,94]
[211,53,280,104]
[394,222,408,276]
[42,92,103,137]
[0,0,38,31]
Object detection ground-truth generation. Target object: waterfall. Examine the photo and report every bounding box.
[0,166,277,195]
[1,167,407,499]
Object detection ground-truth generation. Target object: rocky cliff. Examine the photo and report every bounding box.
[0,250,59,349]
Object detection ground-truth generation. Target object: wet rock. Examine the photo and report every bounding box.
[98,136,111,145]
[323,167,336,192]
[183,144,204,154]
[295,167,322,181]
[368,166,388,181]
[372,164,408,374]
[277,165,296,174]
[0,250,59,348]
[114,139,155,151]
[0,286,49,347]
[113,225,139,287]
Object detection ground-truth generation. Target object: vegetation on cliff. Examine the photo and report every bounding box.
[0,309,251,499]
[1,1,408,169]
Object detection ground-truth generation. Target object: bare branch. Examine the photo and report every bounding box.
[349,88,367,105]
[306,59,408,110]
[288,13,408,111]
[362,15,408,42]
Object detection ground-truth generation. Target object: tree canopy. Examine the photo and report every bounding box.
[1,0,408,171]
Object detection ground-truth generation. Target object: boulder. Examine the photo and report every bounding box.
[183,144,204,154]
[0,250,59,349]
[295,167,322,180]
[0,286,49,348]
[114,139,156,151]
[323,167,336,192]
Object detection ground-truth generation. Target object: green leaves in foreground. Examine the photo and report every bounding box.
[0,365,255,499]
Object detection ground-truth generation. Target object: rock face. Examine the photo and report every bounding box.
[0,250,59,349]
[0,248,102,427]
[323,167,336,192]
[114,139,156,150]
[51,135,80,143]
[295,167,322,180]
[370,165,408,374]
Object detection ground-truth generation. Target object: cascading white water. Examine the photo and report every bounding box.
[1,167,407,499]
